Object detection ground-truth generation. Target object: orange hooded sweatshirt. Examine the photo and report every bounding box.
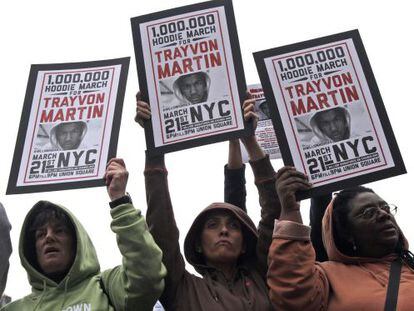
[267,199,414,310]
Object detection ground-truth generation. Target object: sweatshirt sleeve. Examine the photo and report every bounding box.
[100,203,166,311]
[249,155,279,277]
[224,164,247,212]
[268,220,329,310]
[0,203,12,297]
[144,154,187,309]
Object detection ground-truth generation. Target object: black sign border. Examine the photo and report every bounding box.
[254,29,406,199]
[131,0,251,156]
[6,57,130,195]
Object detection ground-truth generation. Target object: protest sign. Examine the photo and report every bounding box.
[7,57,129,194]
[241,84,281,162]
[254,30,405,197]
[131,0,250,155]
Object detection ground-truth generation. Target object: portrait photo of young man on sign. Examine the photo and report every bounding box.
[239,84,281,163]
[254,30,405,197]
[7,57,129,194]
[173,72,211,105]
[131,0,251,155]
[40,121,89,151]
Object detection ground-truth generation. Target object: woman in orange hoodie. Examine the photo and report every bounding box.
[267,166,414,310]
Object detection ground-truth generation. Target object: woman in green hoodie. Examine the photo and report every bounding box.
[1,158,166,311]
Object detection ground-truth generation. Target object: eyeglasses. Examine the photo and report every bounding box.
[360,204,398,219]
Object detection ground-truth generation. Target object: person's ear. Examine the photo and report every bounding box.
[196,245,203,254]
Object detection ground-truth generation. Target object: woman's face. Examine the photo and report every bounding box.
[35,220,75,275]
[200,210,244,267]
[346,192,400,258]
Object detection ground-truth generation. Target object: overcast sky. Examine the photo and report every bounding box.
[1,0,413,300]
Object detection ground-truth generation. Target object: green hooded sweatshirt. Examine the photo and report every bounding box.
[1,201,166,311]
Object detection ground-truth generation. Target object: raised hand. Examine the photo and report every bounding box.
[134,91,151,127]
[104,158,129,201]
[276,166,312,222]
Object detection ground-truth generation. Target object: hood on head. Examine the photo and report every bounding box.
[184,202,258,273]
[19,201,100,289]
[309,107,350,142]
[172,71,210,105]
[322,196,409,263]
[49,121,87,150]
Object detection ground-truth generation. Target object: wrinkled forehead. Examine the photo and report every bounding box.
[36,219,67,230]
[349,192,386,212]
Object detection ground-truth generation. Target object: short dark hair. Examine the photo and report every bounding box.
[177,72,207,87]
[332,186,374,255]
[314,107,347,125]
[56,121,85,133]
[24,201,76,271]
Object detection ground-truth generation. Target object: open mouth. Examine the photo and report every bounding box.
[44,246,59,255]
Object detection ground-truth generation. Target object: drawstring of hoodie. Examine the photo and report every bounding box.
[60,275,70,310]
[33,280,47,311]
[204,268,255,307]
[205,273,220,302]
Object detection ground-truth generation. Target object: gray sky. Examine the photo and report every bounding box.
[1,0,413,300]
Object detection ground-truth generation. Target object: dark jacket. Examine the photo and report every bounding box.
[144,155,278,310]
[224,164,247,211]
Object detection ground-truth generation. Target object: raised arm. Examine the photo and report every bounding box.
[224,139,247,212]
[136,93,187,309]
[0,203,12,297]
[239,96,280,276]
[101,158,166,311]
[268,166,329,310]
